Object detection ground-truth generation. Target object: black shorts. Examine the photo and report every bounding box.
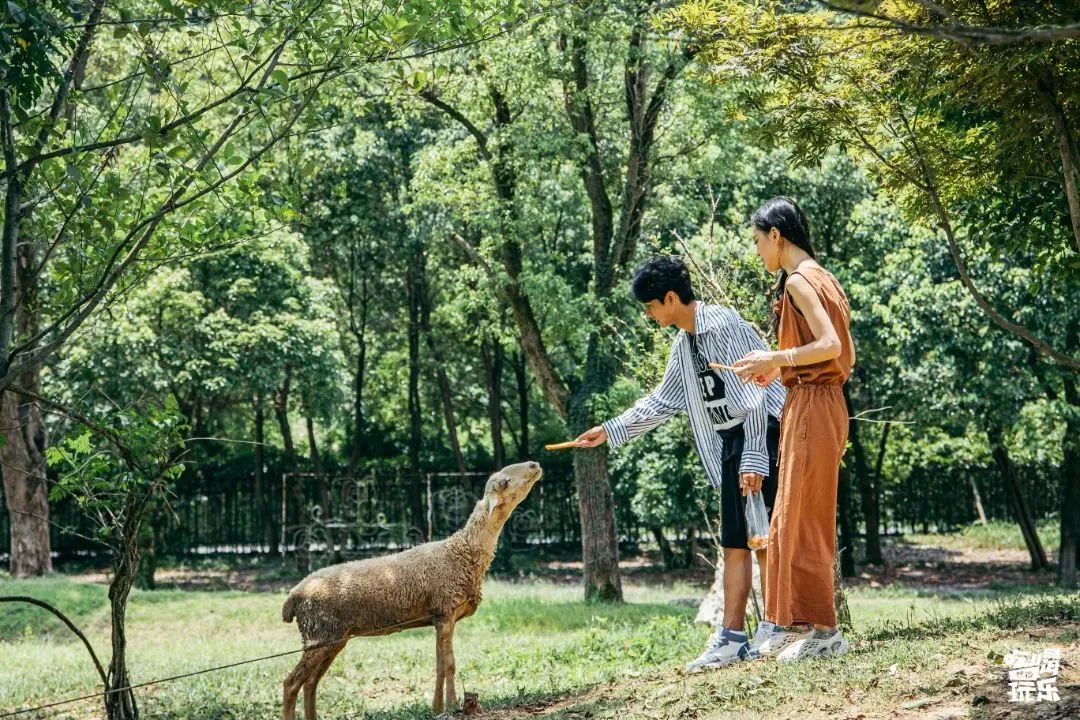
[718,416,781,550]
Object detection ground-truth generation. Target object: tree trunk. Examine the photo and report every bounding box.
[969,475,988,524]
[569,336,623,602]
[1034,69,1080,254]
[845,386,881,565]
[482,338,506,469]
[1,226,51,576]
[346,246,370,478]
[434,366,465,476]
[651,525,675,570]
[572,446,622,601]
[1,390,51,576]
[105,533,140,720]
[405,256,426,533]
[514,351,529,461]
[987,425,1049,570]
[1059,375,1079,587]
[349,333,367,476]
[253,393,273,554]
[306,414,330,509]
[865,421,889,562]
[833,552,852,633]
[274,366,295,467]
[837,460,857,577]
[416,247,465,477]
[683,526,698,568]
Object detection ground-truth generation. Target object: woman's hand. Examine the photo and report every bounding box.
[734,350,779,384]
[739,472,763,496]
[751,366,781,387]
[574,425,608,448]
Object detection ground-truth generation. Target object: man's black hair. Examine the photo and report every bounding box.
[630,255,695,305]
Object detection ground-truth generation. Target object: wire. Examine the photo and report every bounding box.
[3,613,438,720]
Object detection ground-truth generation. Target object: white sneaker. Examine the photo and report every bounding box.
[776,628,850,663]
[746,620,776,659]
[685,627,750,672]
[753,623,813,658]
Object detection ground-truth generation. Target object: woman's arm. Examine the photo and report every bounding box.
[782,273,842,364]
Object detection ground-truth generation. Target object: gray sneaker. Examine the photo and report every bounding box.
[777,628,850,663]
[685,627,749,672]
[746,620,776,659]
[753,623,813,658]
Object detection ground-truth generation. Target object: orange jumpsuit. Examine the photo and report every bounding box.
[765,265,855,629]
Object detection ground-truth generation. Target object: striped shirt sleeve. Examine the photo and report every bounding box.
[707,317,771,477]
[603,339,686,449]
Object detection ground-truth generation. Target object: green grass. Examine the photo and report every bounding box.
[906,518,1060,553]
[1,575,1075,719]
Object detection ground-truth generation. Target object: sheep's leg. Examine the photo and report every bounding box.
[432,622,448,714]
[283,648,325,720]
[443,620,458,709]
[303,641,346,720]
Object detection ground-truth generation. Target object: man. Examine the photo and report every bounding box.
[575,255,786,670]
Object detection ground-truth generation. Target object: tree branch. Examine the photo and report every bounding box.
[452,234,569,418]
[817,1,1080,46]
[418,88,491,160]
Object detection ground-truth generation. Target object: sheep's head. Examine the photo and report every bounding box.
[483,461,542,519]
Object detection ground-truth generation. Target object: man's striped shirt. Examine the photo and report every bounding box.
[603,303,786,488]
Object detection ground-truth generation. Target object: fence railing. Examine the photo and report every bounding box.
[0,459,1064,561]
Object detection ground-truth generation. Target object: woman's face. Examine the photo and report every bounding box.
[753,225,782,272]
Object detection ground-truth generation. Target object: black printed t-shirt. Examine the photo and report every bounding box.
[687,332,741,432]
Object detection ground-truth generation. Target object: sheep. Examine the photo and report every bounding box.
[280,460,543,720]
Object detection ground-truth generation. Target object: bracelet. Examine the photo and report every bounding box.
[785,349,797,367]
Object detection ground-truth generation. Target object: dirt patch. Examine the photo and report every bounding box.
[63,535,1056,595]
[843,539,1056,593]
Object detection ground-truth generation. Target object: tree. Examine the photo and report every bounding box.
[0,0,533,575]
[416,0,698,601]
[41,394,187,720]
[668,0,1079,370]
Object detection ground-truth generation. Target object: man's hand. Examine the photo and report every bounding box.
[574,425,608,448]
[739,472,763,496]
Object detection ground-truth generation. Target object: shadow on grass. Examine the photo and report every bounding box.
[859,593,1080,643]
[0,578,110,642]
[138,686,625,720]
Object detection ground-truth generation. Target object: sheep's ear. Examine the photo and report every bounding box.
[487,496,501,517]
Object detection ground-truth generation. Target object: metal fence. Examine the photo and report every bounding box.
[0,457,1064,562]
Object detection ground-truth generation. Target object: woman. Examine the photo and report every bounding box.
[733,196,855,662]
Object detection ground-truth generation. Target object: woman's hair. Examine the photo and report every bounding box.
[751,196,815,335]
[630,254,695,305]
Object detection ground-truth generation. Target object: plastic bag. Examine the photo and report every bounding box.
[745,490,770,550]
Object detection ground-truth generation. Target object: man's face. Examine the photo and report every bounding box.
[643,291,678,327]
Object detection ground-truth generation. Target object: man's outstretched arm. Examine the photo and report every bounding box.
[575,342,686,448]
